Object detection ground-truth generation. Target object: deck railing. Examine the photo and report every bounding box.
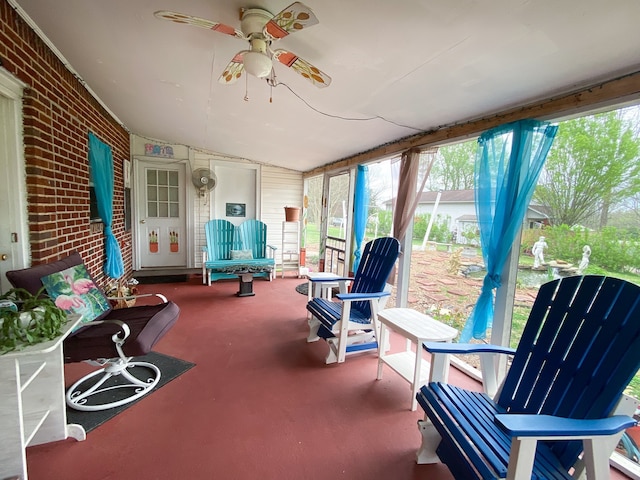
[324,236,346,275]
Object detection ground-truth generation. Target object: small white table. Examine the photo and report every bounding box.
[377,308,458,411]
[306,272,350,301]
[0,314,86,480]
[306,272,350,319]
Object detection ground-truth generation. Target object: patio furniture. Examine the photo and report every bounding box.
[202,219,276,285]
[306,237,400,364]
[6,251,180,411]
[376,308,458,411]
[415,275,640,479]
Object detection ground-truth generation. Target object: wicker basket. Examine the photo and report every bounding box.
[110,284,136,309]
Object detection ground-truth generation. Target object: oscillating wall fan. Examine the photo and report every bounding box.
[154,2,331,88]
[192,168,217,197]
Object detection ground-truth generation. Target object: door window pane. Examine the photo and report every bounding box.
[146,168,180,218]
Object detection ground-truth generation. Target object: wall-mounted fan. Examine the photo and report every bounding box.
[154,2,331,88]
[192,168,217,197]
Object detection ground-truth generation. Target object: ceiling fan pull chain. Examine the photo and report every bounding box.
[244,74,249,102]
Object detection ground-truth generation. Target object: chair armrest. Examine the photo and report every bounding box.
[496,414,636,438]
[423,342,515,398]
[309,276,353,283]
[423,342,516,356]
[107,293,168,303]
[335,291,390,301]
[78,319,131,343]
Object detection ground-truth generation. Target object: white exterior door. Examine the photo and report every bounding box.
[135,160,187,268]
[0,71,29,293]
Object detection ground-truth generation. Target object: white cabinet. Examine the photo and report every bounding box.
[0,314,86,480]
[281,221,301,278]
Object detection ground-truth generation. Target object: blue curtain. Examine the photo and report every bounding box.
[88,132,124,279]
[352,165,369,272]
[460,119,557,342]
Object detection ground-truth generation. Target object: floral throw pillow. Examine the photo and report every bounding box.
[41,264,111,327]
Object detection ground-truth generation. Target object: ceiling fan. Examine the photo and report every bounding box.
[154,2,331,88]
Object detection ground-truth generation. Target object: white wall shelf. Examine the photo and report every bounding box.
[0,314,86,480]
[281,221,301,278]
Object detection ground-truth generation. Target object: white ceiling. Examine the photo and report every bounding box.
[12,0,640,172]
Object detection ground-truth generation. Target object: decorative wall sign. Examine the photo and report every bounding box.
[145,143,174,157]
[226,203,246,217]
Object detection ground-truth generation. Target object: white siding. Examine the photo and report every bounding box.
[261,166,303,267]
[192,155,302,269]
[192,152,213,268]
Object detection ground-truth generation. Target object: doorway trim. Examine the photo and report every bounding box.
[131,155,193,270]
[0,67,29,291]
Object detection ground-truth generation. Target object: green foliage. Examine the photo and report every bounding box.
[535,110,640,227]
[412,213,452,243]
[375,209,393,236]
[0,288,67,354]
[595,227,639,271]
[429,141,477,191]
[522,225,640,272]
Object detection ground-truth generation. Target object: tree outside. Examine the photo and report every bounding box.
[534,108,640,228]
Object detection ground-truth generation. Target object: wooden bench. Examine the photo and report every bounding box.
[202,219,276,286]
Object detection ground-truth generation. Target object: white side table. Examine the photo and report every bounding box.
[377,308,458,411]
[306,272,350,302]
[306,272,350,318]
[0,314,86,480]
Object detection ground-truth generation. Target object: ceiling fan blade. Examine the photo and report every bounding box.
[154,11,245,39]
[273,49,331,88]
[263,2,319,40]
[218,52,247,85]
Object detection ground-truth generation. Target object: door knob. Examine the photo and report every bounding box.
[1,254,7,261]
[140,220,146,224]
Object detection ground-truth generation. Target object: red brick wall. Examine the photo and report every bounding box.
[0,0,131,287]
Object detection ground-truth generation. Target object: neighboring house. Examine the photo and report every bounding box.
[385,189,550,244]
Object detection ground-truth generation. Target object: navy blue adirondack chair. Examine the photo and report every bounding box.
[416,275,640,479]
[306,237,400,364]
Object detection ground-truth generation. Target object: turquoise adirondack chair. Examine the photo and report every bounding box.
[236,219,276,280]
[202,219,276,285]
[416,275,640,479]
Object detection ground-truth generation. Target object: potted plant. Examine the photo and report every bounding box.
[0,287,67,354]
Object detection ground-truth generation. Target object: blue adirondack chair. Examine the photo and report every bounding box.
[416,275,640,479]
[306,237,400,364]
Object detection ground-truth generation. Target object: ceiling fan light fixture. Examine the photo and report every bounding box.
[243,51,272,78]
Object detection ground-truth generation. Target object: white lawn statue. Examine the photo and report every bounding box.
[532,236,548,269]
[578,245,591,274]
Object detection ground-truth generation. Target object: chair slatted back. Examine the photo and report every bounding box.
[237,220,268,259]
[497,275,640,469]
[349,237,400,318]
[204,219,237,261]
